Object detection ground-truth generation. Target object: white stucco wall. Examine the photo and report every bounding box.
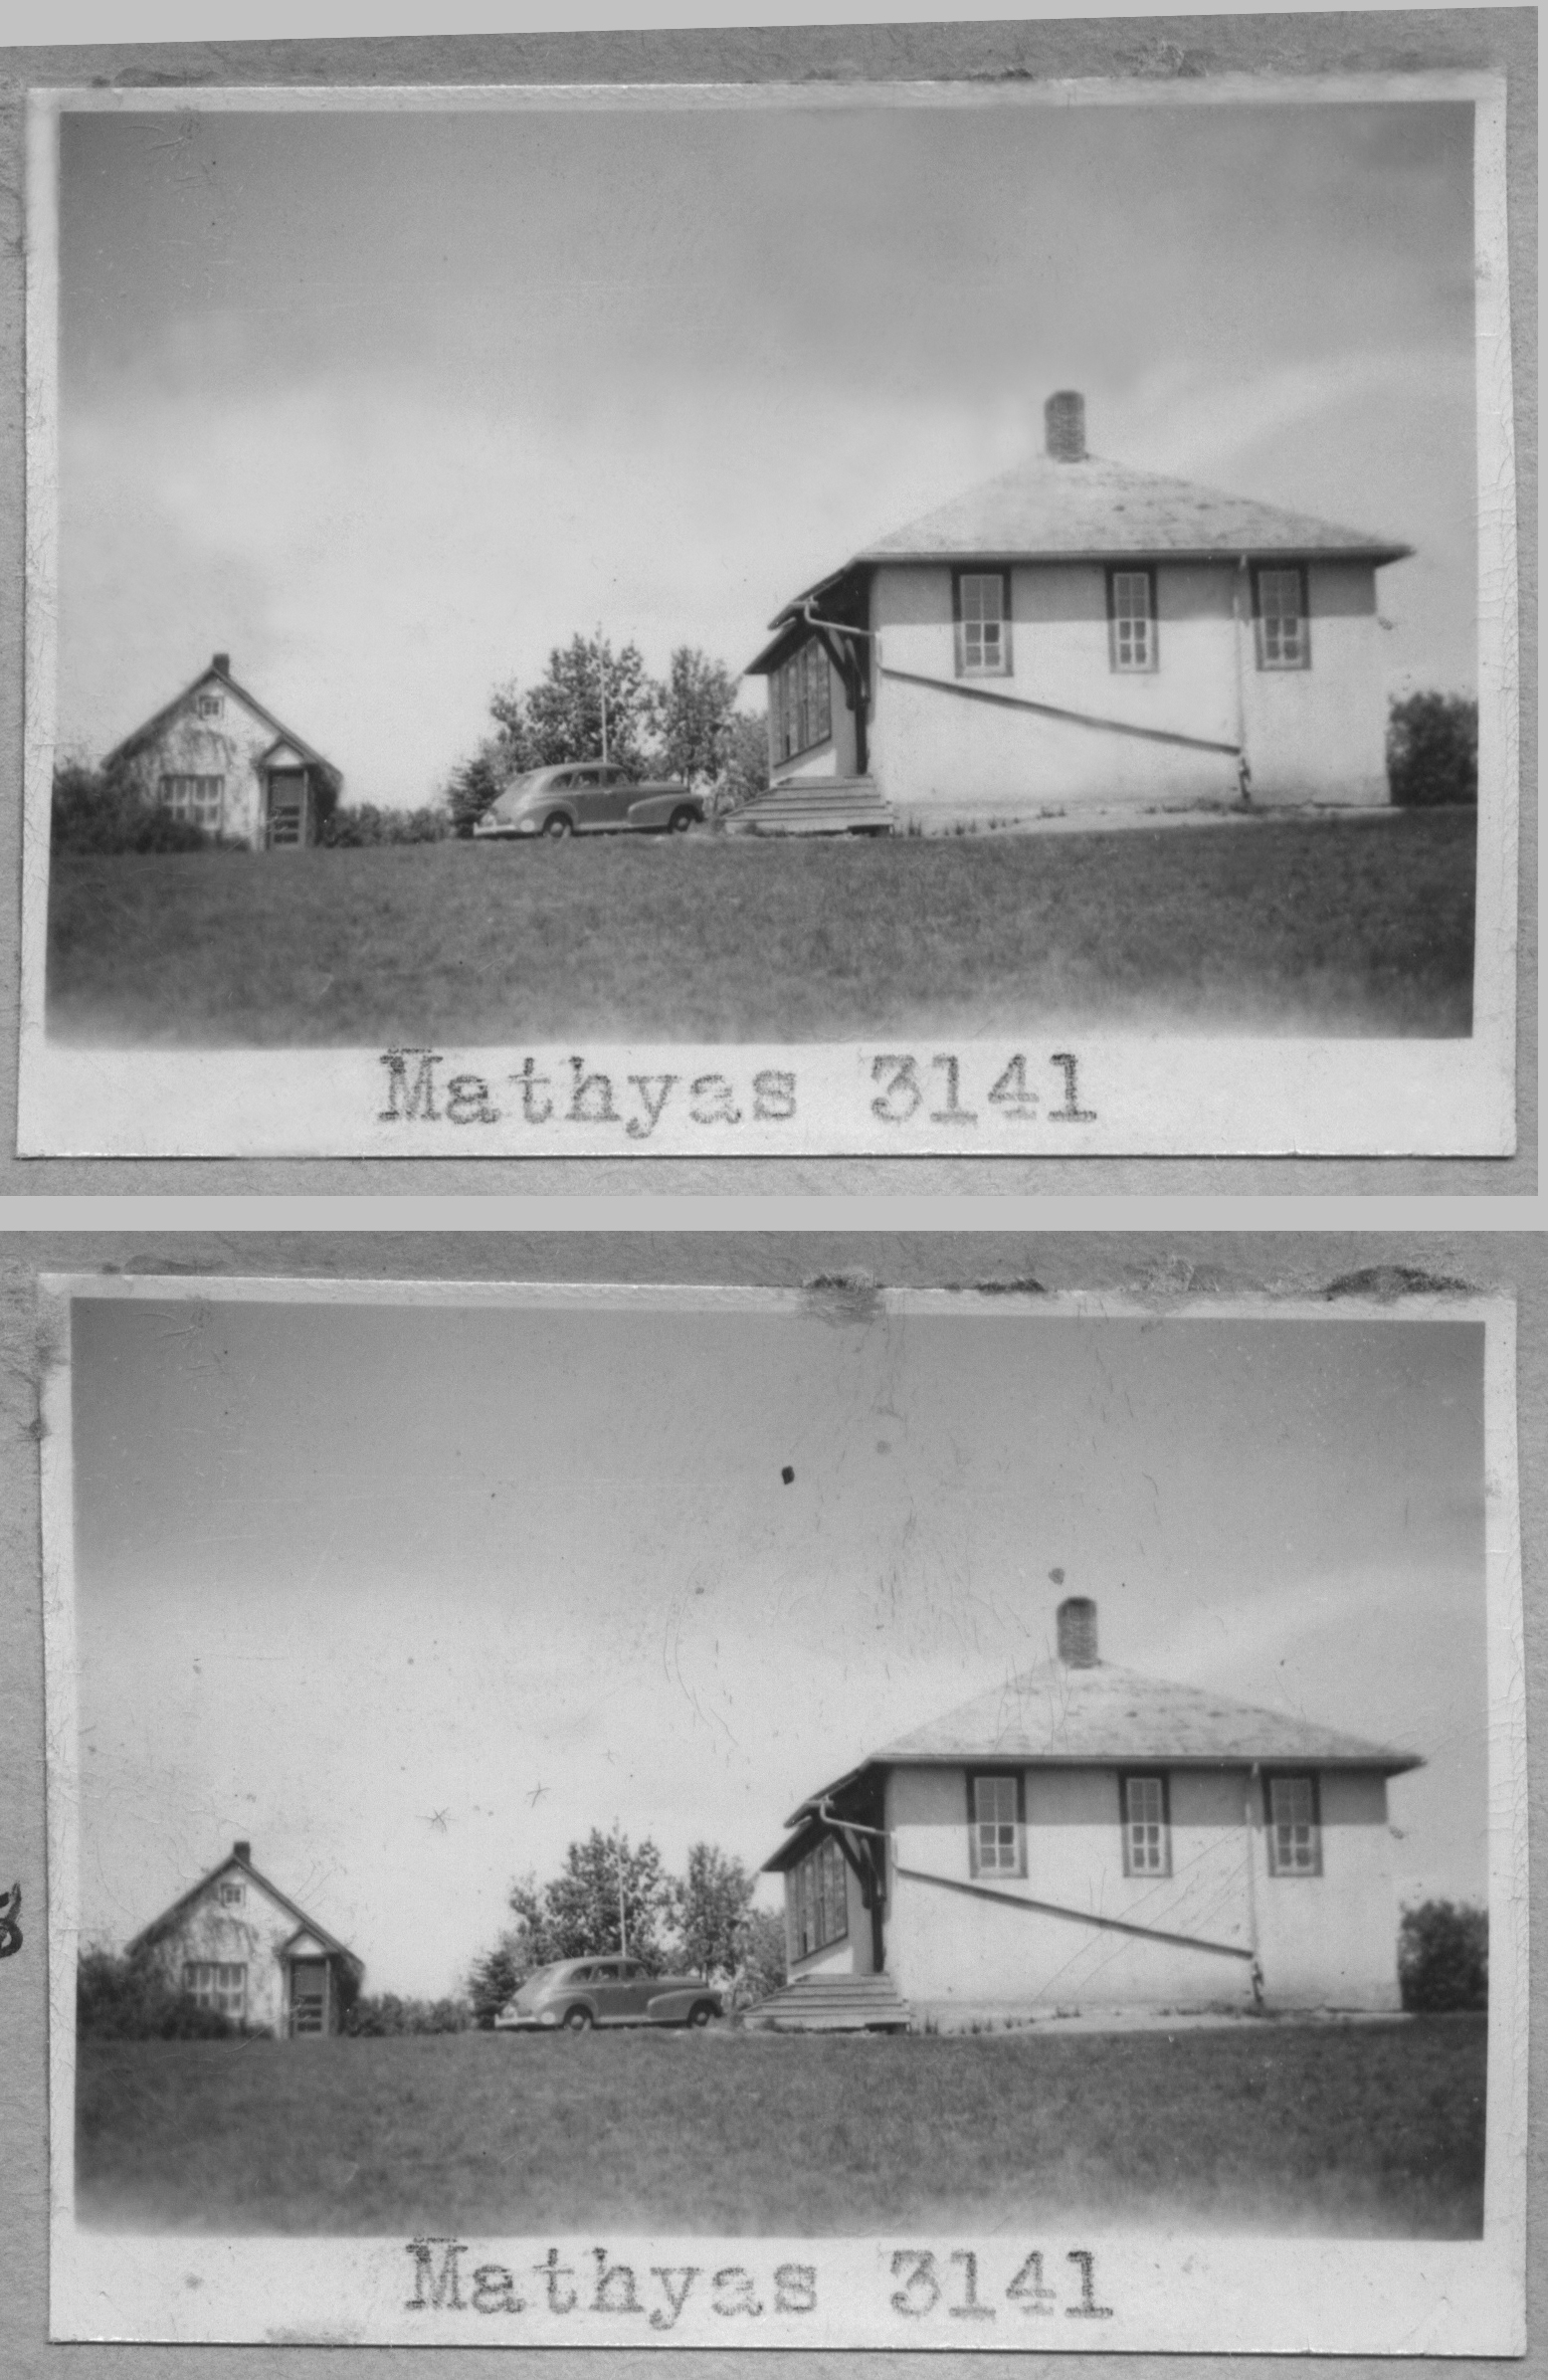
[880,1763,1401,2018]
[1241,561,1390,806]
[140,1871,309,2034]
[1253,1770,1401,2010]
[115,683,312,849]
[822,557,1391,825]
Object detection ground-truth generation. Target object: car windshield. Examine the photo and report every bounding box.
[505,770,555,798]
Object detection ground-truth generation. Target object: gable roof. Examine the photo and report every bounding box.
[104,656,339,781]
[126,1844,356,1964]
[779,1654,1422,1834]
[748,448,1411,673]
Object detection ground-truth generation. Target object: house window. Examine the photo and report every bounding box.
[1109,570,1156,672]
[1265,1774,1322,1877]
[195,694,224,718]
[968,1771,1025,1878]
[792,1836,848,1958]
[183,1960,247,2018]
[1121,1774,1170,1876]
[217,1882,245,1906]
[955,571,1011,677]
[1255,567,1309,670]
[158,774,225,829]
[769,638,833,764]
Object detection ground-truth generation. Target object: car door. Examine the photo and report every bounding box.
[586,1959,631,2023]
[564,767,608,830]
[617,1960,659,2020]
[593,764,638,828]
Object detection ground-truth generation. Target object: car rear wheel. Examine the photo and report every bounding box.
[669,807,695,834]
[562,2004,593,2032]
[686,2001,715,2029]
[543,813,573,840]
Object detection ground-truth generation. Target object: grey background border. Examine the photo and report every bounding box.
[0,1226,1540,2373]
[0,9,1536,1197]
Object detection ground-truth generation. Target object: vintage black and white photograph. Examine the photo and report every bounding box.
[17,45,1519,1156]
[42,1277,1525,2349]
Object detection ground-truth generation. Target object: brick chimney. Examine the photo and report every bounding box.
[1056,1596,1098,1667]
[1044,390,1086,463]
[212,652,231,676]
[233,1840,252,1862]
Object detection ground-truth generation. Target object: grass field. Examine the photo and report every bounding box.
[47,809,1476,1046]
[76,2015,1485,2238]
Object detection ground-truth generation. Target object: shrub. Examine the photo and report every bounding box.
[52,763,213,857]
[342,1992,472,2036]
[1398,1898,1487,2012]
[1387,693,1478,807]
[77,1946,234,2039]
[319,802,451,847]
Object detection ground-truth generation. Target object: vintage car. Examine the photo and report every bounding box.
[493,1957,722,2033]
[473,763,704,841]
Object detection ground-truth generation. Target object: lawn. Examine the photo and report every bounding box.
[76,2015,1485,2238]
[46,809,1476,1046]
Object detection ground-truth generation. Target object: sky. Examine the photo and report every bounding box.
[54,94,1478,807]
[67,1292,1489,2000]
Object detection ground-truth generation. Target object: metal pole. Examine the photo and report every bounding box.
[616,1819,627,1957]
[598,626,609,765]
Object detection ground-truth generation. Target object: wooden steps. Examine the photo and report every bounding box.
[744,1972,912,2033]
[735,778,893,837]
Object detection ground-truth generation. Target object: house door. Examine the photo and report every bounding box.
[290,1957,329,2036]
[267,768,308,849]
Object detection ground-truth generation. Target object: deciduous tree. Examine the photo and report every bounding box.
[677,1841,756,1980]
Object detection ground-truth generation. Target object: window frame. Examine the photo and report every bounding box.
[1107,568,1158,674]
[1253,564,1311,672]
[792,1832,850,1959]
[195,693,224,718]
[157,773,226,830]
[182,1959,248,2017]
[1118,1770,1172,1878]
[966,1768,1026,1880]
[1262,1771,1323,1878]
[953,569,1013,680]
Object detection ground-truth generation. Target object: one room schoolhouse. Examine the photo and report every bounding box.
[757,1598,1422,2032]
[745,393,1413,834]
[126,1840,362,2037]
[103,654,341,850]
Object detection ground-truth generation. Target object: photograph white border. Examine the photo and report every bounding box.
[39,1274,1527,2352]
[16,66,1519,1161]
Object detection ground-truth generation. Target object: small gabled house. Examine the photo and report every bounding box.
[126,1840,362,2038]
[745,392,1412,832]
[760,1598,1422,2030]
[103,654,341,850]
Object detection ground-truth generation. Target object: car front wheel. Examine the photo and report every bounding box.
[669,807,695,834]
[562,2004,593,2032]
[543,813,573,840]
[686,2001,715,2029]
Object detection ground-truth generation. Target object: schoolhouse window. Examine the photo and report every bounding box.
[793,1836,848,1957]
[1121,1774,1170,1876]
[1265,1774,1322,1877]
[769,638,832,764]
[968,1772,1024,1877]
[217,1881,244,1906]
[195,694,224,718]
[1255,567,1309,670]
[1109,570,1156,672]
[955,571,1011,677]
[183,1960,247,2017]
[158,774,225,829]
